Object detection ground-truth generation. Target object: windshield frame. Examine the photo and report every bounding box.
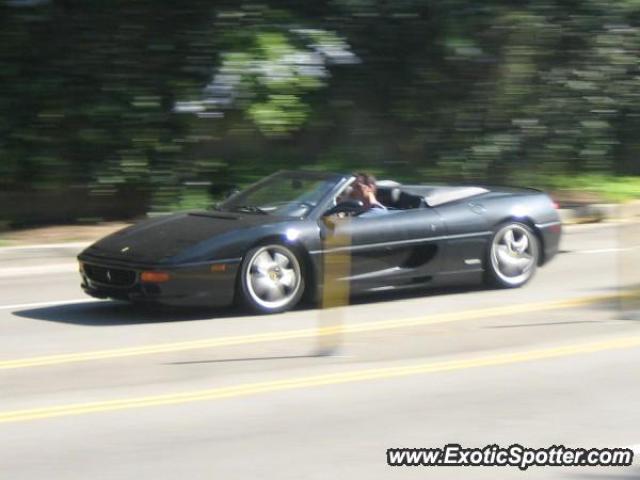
[218,170,350,220]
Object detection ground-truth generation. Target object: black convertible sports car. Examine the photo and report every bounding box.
[78,170,562,313]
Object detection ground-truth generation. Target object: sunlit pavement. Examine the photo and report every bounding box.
[0,222,639,479]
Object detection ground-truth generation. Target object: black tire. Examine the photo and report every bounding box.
[238,243,306,314]
[484,221,539,288]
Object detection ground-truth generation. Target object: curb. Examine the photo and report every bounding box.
[0,263,78,277]
[559,200,640,224]
[0,242,90,252]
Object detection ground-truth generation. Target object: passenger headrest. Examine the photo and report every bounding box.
[376,180,402,188]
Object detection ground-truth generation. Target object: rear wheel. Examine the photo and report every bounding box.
[238,244,305,314]
[485,222,539,288]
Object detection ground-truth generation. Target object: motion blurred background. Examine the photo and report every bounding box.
[1,0,639,227]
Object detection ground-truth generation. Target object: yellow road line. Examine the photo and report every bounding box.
[1,335,639,423]
[0,292,631,371]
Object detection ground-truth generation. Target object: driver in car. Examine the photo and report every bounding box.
[350,173,389,217]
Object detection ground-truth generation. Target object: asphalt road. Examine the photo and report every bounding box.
[0,222,639,479]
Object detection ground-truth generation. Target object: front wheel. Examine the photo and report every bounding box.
[238,244,305,314]
[485,222,539,288]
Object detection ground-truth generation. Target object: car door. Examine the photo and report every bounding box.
[431,200,492,273]
[321,208,446,289]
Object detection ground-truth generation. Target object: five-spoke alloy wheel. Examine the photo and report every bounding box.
[486,222,539,288]
[239,244,305,313]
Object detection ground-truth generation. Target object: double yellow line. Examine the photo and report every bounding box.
[1,335,639,423]
[0,293,626,371]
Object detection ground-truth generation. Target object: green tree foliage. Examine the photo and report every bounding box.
[0,0,638,221]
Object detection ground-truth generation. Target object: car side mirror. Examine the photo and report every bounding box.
[323,199,365,217]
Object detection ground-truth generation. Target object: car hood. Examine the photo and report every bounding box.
[82,211,277,263]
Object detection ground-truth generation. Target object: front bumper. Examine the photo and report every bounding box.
[78,254,240,307]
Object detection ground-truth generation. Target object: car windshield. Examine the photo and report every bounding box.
[219,172,341,218]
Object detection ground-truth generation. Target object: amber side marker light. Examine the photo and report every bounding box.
[210,264,227,273]
[140,271,170,283]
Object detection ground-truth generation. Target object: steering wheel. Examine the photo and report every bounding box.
[323,199,366,217]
